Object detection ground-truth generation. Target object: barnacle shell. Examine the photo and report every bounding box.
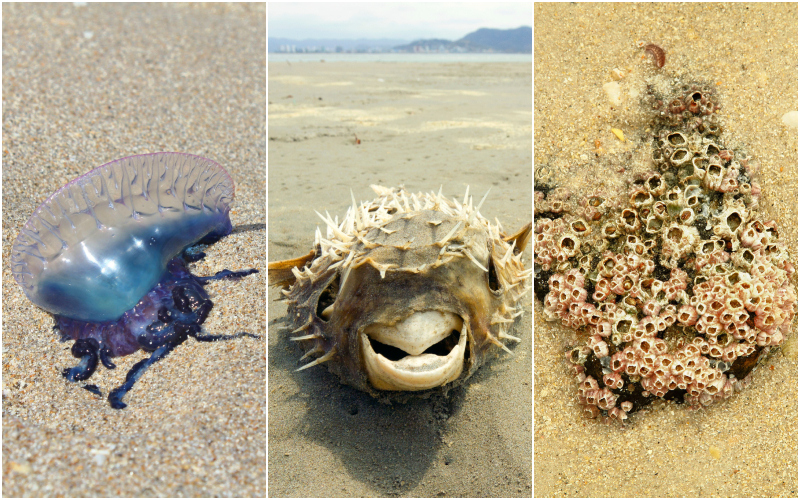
[269,185,531,398]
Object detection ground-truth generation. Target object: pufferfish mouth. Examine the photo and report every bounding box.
[360,311,467,391]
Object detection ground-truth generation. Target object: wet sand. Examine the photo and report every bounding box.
[534,3,797,497]
[268,61,532,496]
[2,4,266,496]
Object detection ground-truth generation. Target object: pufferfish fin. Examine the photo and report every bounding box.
[268,250,316,288]
[501,222,532,254]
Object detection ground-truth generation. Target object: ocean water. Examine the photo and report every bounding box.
[268,52,531,63]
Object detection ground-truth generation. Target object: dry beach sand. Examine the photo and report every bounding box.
[2,3,265,497]
[534,3,797,497]
[268,61,532,496]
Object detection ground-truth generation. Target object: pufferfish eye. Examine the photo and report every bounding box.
[316,274,339,322]
[487,255,501,293]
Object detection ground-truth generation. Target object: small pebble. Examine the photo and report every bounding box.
[780,111,798,129]
[611,128,625,141]
[709,446,722,459]
[603,82,622,106]
[9,462,31,474]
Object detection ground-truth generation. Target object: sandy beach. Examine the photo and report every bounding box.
[268,61,532,496]
[534,3,797,497]
[2,4,266,497]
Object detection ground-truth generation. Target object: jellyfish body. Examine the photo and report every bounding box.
[10,153,258,408]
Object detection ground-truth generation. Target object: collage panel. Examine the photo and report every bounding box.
[534,2,798,497]
[2,3,266,497]
[268,2,532,497]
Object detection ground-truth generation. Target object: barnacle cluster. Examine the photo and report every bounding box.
[534,84,797,423]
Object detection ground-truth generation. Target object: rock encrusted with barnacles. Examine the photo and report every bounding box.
[270,185,531,400]
[535,83,797,423]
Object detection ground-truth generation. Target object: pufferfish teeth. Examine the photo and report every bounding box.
[363,311,462,356]
[361,319,466,391]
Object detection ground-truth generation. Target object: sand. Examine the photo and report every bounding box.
[268,61,532,496]
[2,3,265,497]
[534,3,798,497]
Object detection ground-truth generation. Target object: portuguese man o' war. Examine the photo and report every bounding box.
[10,153,258,409]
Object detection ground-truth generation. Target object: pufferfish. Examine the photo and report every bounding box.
[269,185,532,399]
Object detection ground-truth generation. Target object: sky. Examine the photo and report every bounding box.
[268,2,532,40]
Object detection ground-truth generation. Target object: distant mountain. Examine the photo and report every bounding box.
[268,37,409,53]
[394,26,531,53]
[457,27,531,53]
[269,26,532,54]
